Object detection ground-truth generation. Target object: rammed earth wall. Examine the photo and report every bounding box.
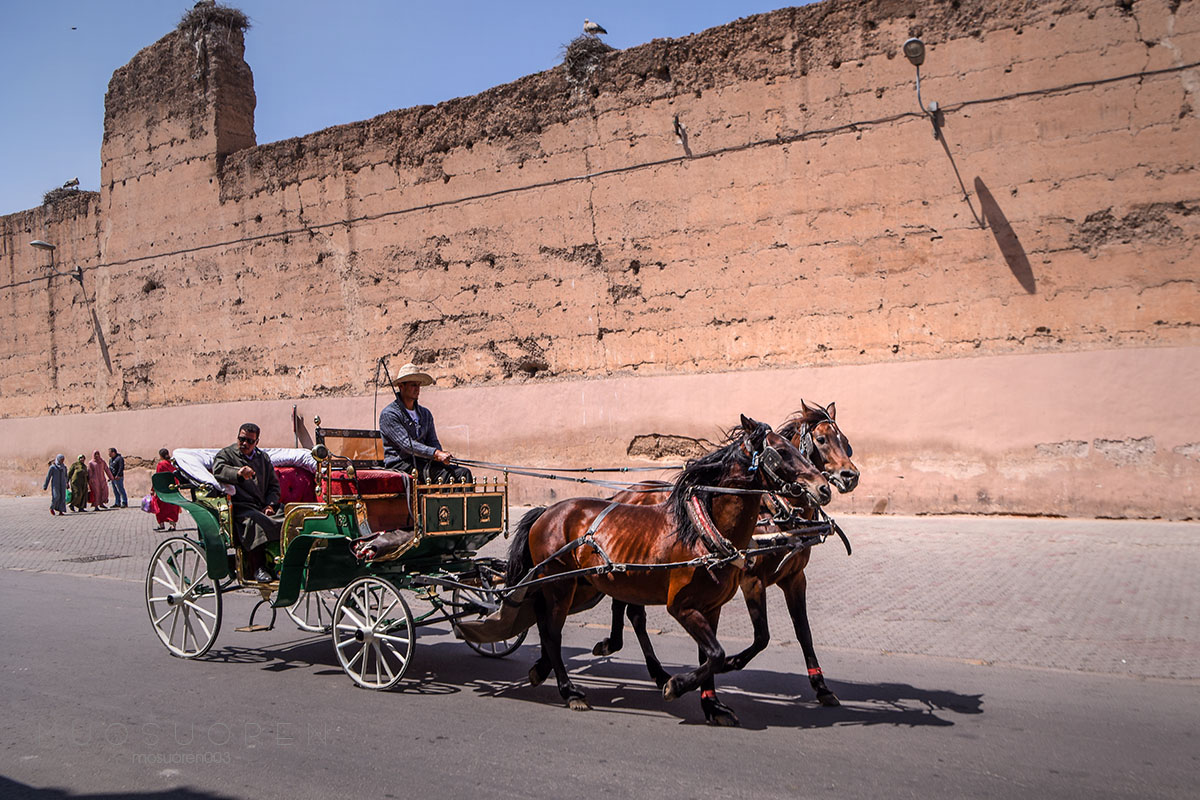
[1,0,1197,517]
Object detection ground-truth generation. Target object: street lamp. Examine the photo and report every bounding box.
[29,240,56,251]
[902,37,940,138]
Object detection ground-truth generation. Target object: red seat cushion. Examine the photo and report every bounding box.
[322,468,410,498]
[276,466,317,504]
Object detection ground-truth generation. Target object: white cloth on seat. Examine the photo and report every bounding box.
[173,448,318,496]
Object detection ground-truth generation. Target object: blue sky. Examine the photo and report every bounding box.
[0,1,813,216]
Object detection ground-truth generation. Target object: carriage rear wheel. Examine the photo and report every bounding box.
[450,571,527,658]
[286,590,339,633]
[332,577,415,690]
[145,537,223,658]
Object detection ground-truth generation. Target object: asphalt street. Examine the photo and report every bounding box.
[0,497,1197,798]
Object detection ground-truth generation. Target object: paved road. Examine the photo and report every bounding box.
[1,497,1198,798]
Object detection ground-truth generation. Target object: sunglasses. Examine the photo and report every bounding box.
[237,435,257,445]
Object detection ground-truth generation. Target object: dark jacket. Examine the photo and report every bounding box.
[379,400,441,471]
[212,444,280,512]
[109,453,125,480]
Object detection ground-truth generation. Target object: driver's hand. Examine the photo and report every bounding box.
[434,449,452,464]
[264,506,275,516]
[238,465,255,480]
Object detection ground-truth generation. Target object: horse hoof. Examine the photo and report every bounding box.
[529,664,549,687]
[652,673,670,691]
[592,640,613,657]
[705,709,740,727]
[662,678,681,701]
[817,691,841,707]
[567,697,592,712]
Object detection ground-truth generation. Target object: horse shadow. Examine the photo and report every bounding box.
[435,642,983,730]
[197,630,983,731]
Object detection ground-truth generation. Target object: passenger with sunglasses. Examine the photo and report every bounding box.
[212,423,281,583]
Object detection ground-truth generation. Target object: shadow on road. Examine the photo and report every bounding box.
[197,631,983,730]
[0,776,236,800]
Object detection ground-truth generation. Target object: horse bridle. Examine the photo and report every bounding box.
[743,434,815,502]
[795,417,852,476]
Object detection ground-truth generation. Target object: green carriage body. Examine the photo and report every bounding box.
[150,441,509,609]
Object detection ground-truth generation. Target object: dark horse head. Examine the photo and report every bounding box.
[778,400,859,494]
[669,414,830,549]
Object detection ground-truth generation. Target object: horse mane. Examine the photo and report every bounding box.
[777,404,831,440]
[668,422,767,549]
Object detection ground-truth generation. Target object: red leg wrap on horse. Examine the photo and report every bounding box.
[808,667,823,676]
[701,690,717,700]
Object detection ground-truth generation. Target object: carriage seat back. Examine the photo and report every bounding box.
[315,427,385,468]
[314,426,411,529]
[276,466,317,505]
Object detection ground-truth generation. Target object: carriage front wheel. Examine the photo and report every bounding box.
[145,537,223,658]
[451,579,527,658]
[332,577,415,690]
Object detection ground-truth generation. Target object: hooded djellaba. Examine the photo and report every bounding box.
[68,455,89,512]
[43,455,67,515]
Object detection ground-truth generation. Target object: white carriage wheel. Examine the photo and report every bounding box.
[331,577,415,690]
[145,537,223,658]
[286,589,339,633]
[451,583,527,658]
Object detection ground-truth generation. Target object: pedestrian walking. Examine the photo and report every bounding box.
[108,447,128,507]
[151,448,180,531]
[87,450,113,510]
[67,455,89,512]
[43,454,67,515]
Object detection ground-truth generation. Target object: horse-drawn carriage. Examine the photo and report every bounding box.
[145,404,858,725]
[144,423,526,690]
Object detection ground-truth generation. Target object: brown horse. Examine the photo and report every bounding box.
[594,400,859,706]
[507,415,830,725]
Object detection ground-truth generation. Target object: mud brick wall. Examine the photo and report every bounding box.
[1,0,1197,517]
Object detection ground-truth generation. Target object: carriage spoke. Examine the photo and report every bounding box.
[376,644,396,683]
[375,598,399,626]
[381,639,408,668]
[377,632,410,648]
[189,608,213,641]
[152,607,174,626]
[345,643,365,671]
[152,574,177,593]
[183,599,218,621]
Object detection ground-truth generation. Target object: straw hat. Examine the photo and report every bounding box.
[390,362,436,387]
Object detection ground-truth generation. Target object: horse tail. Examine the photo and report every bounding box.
[506,506,547,586]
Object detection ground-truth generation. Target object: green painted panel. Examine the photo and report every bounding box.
[466,494,503,532]
[423,495,465,533]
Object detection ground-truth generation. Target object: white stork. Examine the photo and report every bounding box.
[583,19,608,36]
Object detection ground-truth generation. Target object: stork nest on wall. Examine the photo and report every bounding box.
[177,2,250,34]
[562,35,615,86]
[42,186,80,206]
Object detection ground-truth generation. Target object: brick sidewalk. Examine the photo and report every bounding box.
[3,495,1196,679]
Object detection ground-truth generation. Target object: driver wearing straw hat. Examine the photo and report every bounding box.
[378,362,473,484]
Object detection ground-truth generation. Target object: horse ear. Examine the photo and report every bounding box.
[827,401,836,420]
[800,399,814,416]
[740,413,756,432]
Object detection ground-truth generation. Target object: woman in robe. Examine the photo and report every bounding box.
[151,448,180,531]
[67,455,89,512]
[43,454,67,515]
[87,450,113,510]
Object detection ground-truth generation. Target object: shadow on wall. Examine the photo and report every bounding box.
[975,177,1036,294]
